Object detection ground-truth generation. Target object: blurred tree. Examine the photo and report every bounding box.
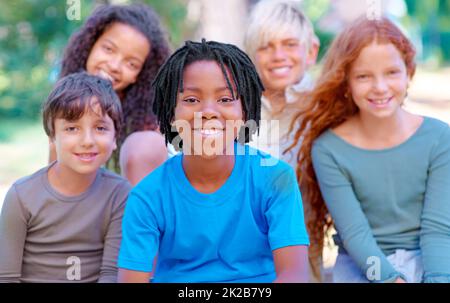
[404,0,450,64]
[0,0,84,119]
[0,0,188,122]
[301,0,333,61]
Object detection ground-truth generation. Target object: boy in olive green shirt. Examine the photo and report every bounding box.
[0,72,131,282]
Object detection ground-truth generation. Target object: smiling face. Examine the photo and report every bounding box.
[51,99,117,178]
[348,41,410,120]
[254,31,313,95]
[86,22,150,93]
[173,60,244,159]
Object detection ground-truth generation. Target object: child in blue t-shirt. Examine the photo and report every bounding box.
[117,39,309,283]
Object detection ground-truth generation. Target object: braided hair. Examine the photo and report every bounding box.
[152,39,264,146]
[59,3,171,170]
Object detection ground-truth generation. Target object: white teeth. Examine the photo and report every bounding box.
[370,98,390,104]
[198,129,221,136]
[77,153,96,159]
[97,70,114,83]
[271,67,290,75]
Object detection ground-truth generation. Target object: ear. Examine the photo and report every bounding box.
[306,39,320,67]
[112,138,117,151]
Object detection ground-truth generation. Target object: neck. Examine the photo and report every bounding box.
[263,89,286,112]
[117,90,125,101]
[182,154,235,193]
[48,162,97,196]
[355,109,409,140]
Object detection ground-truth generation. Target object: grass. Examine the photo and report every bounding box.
[0,119,48,187]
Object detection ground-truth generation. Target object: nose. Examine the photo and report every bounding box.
[200,100,220,120]
[272,45,287,61]
[373,76,388,93]
[107,55,121,73]
[81,129,95,148]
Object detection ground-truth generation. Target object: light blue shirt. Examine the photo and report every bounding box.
[118,143,309,282]
[312,116,450,282]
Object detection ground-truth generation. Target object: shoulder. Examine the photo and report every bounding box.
[421,116,450,154]
[131,154,179,195]
[417,116,450,149]
[311,128,336,154]
[98,168,132,195]
[325,117,358,145]
[422,116,450,134]
[12,166,48,193]
[244,144,295,185]
[121,130,166,151]
[3,166,49,214]
[124,156,179,216]
[120,130,167,162]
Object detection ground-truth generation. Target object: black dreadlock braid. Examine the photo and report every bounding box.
[152,39,264,146]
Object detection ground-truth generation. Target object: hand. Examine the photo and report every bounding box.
[394,277,406,283]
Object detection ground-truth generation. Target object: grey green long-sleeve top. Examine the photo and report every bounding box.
[0,164,131,282]
[311,116,450,282]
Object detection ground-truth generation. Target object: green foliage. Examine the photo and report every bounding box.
[0,0,91,120]
[0,0,187,123]
[404,0,450,63]
[301,0,332,61]
[143,0,189,47]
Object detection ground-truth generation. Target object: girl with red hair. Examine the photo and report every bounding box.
[290,16,450,282]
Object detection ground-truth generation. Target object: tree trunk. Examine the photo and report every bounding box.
[189,0,249,48]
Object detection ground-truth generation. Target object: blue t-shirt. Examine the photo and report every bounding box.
[118,143,309,282]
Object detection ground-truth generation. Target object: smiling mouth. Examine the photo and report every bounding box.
[97,70,118,85]
[75,153,98,161]
[368,97,393,105]
[269,66,292,76]
[194,129,223,136]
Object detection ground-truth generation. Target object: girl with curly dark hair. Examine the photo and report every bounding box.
[49,3,171,185]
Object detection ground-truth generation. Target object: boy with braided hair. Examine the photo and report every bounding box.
[118,39,309,283]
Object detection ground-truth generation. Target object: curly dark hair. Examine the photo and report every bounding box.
[59,3,171,170]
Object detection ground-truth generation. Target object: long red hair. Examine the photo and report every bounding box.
[288,16,416,280]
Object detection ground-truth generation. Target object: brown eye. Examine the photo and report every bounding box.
[219,98,234,103]
[183,98,198,103]
[356,74,369,80]
[102,45,113,53]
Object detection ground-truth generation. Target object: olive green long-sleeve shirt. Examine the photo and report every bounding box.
[0,164,131,283]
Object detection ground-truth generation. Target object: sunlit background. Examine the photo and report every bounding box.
[1,2,449,273]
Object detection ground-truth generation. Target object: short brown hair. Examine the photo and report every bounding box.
[42,72,123,138]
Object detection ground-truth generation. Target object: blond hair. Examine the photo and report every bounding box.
[244,0,318,62]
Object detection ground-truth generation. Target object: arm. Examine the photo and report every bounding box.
[0,186,28,283]
[273,245,309,283]
[264,167,310,282]
[311,143,404,282]
[119,131,167,186]
[420,127,450,282]
[117,189,160,281]
[118,268,152,283]
[98,181,132,283]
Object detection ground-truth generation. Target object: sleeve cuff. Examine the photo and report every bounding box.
[117,257,153,273]
[270,237,310,251]
[423,273,450,283]
[373,272,407,283]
